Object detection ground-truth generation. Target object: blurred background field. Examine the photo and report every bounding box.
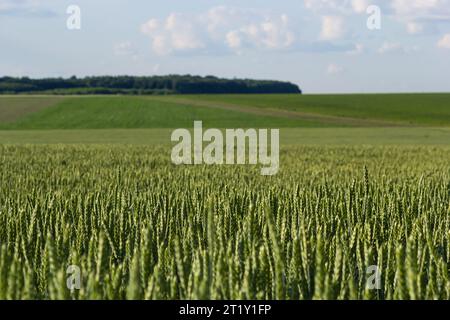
[0,94,448,145]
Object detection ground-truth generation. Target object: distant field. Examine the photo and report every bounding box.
[172,93,450,127]
[0,94,448,145]
[0,128,449,145]
[0,94,449,130]
[0,96,320,129]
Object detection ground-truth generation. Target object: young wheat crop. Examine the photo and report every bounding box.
[0,145,448,300]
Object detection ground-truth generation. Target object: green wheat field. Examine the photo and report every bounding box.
[0,94,448,300]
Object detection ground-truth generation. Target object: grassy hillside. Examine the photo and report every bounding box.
[0,94,448,145]
[178,93,450,126]
[0,93,449,130]
[0,96,319,129]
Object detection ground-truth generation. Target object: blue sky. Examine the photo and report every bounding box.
[1,0,449,93]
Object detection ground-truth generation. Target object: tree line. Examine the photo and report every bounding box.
[0,75,302,95]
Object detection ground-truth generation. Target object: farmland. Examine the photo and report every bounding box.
[1,93,450,130]
[0,94,448,300]
[176,93,450,126]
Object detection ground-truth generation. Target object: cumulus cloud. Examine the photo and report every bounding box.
[320,16,345,40]
[390,0,450,34]
[406,22,424,34]
[303,0,367,43]
[351,0,371,14]
[437,34,450,48]
[141,13,206,55]
[304,0,370,14]
[305,0,450,37]
[222,13,295,52]
[141,6,297,55]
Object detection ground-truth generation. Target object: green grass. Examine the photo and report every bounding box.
[0,128,448,145]
[179,93,450,126]
[0,96,321,130]
[0,94,447,146]
[0,145,448,299]
[0,93,449,130]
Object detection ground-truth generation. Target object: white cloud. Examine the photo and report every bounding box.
[377,42,420,54]
[141,13,205,55]
[320,16,345,40]
[225,31,242,49]
[304,1,366,43]
[166,14,205,51]
[391,0,450,35]
[304,0,450,19]
[437,34,450,48]
[141,6,297,56]
[351,0,371,14]
[327,63,344,75]
[225,14,295,50]
[304,0,370,14]
[406,22,424,34]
